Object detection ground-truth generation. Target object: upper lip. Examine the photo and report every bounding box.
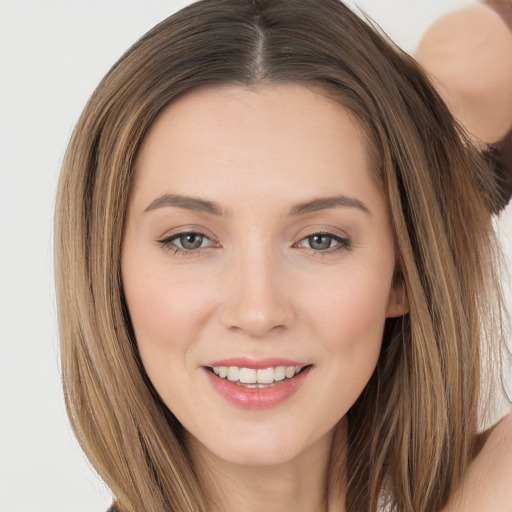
[203,356,310,370]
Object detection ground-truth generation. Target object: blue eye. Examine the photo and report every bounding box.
[158,230,351,256]
[158,232,214,254]
[175,233,206,250]
[297,233,351,252]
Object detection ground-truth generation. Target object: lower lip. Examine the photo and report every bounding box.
[204,366,312,409]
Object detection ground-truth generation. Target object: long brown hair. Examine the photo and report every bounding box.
[54,1,507,510]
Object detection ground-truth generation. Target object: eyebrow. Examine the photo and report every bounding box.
[144,194,227,215]
[143,193,370,216]
[288,195,371,216]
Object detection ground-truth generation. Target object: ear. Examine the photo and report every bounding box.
[386,273,409,318]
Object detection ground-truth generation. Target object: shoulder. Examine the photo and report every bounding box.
[443,412,512,512]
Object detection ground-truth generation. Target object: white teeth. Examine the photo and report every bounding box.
[239,367,257,384]
[274,366,286,381]
[227,366,239,382]
[211,365,304,384]
[285,366,296,379]
[257,367,275,384]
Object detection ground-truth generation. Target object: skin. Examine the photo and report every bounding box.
[442,414,512,512]
[415,3,512,147]
[122,83,407,512]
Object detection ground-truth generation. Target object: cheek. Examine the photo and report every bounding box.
[121,253,216,368]
[306,266,392,348]
[303,281,388,434]
[302,265,392,401]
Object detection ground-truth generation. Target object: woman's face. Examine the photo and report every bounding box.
[122,84,406,467]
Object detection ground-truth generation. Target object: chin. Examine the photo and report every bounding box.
[207,442,308,467]
[187,417,333,468]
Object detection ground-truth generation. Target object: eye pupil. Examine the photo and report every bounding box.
[309,234,331,250]
[180,233,203,250]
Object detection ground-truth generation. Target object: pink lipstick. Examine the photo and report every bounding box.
[203,357,312,409]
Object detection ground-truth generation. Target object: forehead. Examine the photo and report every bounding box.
[132,83,384,214]
[138,83,369,159]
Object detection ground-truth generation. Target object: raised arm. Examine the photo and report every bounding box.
[415,3,512,148]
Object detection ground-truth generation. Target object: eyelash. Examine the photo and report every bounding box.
[157,230,352,257]
[158,232,217,256]
[296,231,352,255]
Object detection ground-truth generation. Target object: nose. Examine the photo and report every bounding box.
[220,246,293,338]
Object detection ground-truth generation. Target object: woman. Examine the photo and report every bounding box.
[54,1,512,511]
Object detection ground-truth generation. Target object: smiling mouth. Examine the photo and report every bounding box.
[205,363,313,409]
[208,365,311,388]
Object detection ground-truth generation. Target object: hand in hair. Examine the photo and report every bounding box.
[415,2,512,211]
[415,3,512,145]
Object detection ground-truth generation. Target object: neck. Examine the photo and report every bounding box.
[187,419,348,512]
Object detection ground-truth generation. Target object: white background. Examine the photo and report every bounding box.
[0,1,510,511]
